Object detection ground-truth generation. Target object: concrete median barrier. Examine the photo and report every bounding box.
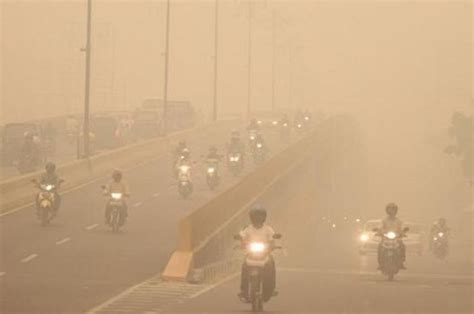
[162,128,319,281]
[0,120,238,215]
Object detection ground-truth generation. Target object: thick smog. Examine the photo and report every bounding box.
[0,1,472,313]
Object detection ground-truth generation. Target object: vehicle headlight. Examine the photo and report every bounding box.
[45,185,54,191]
[283,123,288,127]
[180,166,190,173]
[250,136,256,140]
[111,193,123,200]
[304,116,309,121]
[257,143,263,148]
[359,234,369,242]
[297,124,302,128]
[207,167,216,174]
[272,121,278,125]
[385,231,397,240]
[249,242,266,253]
[257,120,262,125]
[438,232,444,238]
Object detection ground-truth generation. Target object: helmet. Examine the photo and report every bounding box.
[45,162,56,173]
[249,204,267,227]
[385,203,398,217]
[112,169,122,182]
[181,148,190,159]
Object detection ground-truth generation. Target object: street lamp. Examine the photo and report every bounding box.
[162,0,171,135]
[82,0,92,158]
[212,0,219,122]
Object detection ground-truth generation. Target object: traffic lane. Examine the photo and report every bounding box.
[0,129,292,313]
[163,268,472,314]
[0,135,78,180]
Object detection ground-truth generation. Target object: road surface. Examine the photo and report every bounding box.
[0,122,294,313]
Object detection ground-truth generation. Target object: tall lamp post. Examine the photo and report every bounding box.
[212,0,219,122]
[246,0,253,120]
[162,0,171,135]
[83,0,92,158]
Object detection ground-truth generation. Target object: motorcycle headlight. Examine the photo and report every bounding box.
[283,123,288,127]
[207,167,216,174]
[385,231,397,240]
[250,136,256,140]
[180,166,190,173]
[256,143,263,148]
[297,124,302,128]
[304,116,309,121]
[111,193,123,200]
[438,232,444,238]
[249,242,266,253]
[45,185,54,191]
[257,120,262,125]
[272,121,278,125]
[359,233,369,242]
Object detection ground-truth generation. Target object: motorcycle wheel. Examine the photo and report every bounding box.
[111,208,120,232]
[41,207,50,226]
[250,276,263,312]
[388,273,394,281]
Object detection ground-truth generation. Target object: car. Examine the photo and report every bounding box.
[253,111,287,129]
[357,219,382,255]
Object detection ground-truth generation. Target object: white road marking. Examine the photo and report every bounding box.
[21,254,38,263]
[56,237,71,245]
[189,272,239,299]
[133,202,143,208]
[0,272,5,277]
[85,224,99,231]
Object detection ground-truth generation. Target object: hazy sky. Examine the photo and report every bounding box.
[1,0,472,216]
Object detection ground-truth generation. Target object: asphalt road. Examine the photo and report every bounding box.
[163,149,473,314]
[0,122,295,313]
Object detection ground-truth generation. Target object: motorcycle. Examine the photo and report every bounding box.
[248,130,258,152]
[102,186,126,232]
[177,163,193,199]
[206,159,220,190]
[253,142,266,165]
[227,152,243,176]
[432,231,448,259]
[16,153,40,174]
[234,233,282,312]
[374,227,409,281]
[279,122,290,140]
[33,178,63,226]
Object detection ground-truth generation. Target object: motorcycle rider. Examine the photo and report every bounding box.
[36,162,62,217]
[206,146,222,162]
[279,114,290,126]
[103,169,130,226]
[174,140,188,159]
[429,218,449,250]
[377,203,406,269]
[238,205,277,303]
[247,118,260,132]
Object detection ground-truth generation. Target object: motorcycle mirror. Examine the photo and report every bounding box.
[403,227,410,232]
[273,233,282,240]
[233,234,241,240]
[100,185,106,189]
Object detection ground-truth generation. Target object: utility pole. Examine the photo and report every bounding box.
[271,9,276,112]
[83,0,92,158]
[247,0,252,120]
[289,44,293,110]
[162,0,171,135]
[212,0,219,122]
